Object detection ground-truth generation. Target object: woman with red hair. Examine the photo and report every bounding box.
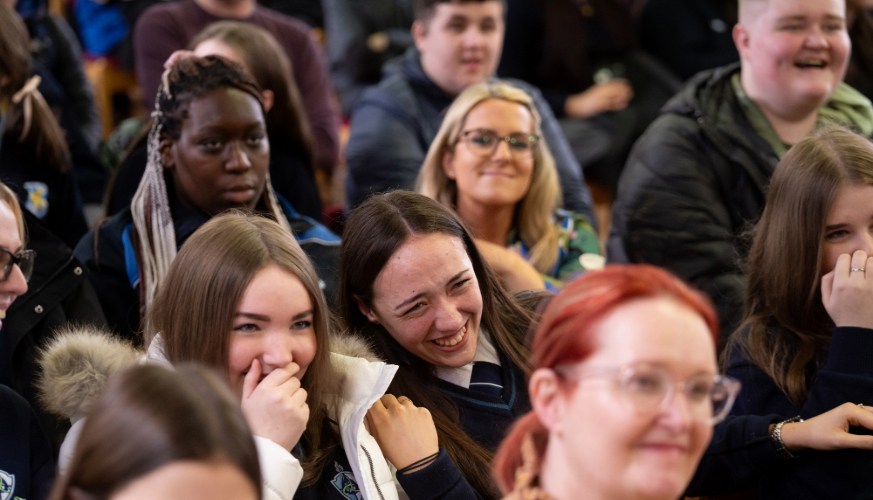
[494,264,740,500]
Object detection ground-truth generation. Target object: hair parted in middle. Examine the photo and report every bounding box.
[146,210,338,486]
[132,54,291,323]
[47,363,262,500]
[416,81,562,273]
[726,124,873,406]
[338,190,535,499]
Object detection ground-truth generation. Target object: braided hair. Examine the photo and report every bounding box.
[132,54,291,322]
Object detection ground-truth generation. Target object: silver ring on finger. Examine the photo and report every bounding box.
[851,267,866,273]
[859,403,866,409]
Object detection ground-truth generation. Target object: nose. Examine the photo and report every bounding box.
[2,265,29,298]
[491,138,512,161]
[804,25,828,49]
[462,25,485,48]
[433,297,465,333]
[261,331,294,370]
[225,141,252,172]
[658,387,693,432]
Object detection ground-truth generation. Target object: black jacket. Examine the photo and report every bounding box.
[0,385,55,500]
[73,185,340,341]
[608,64,779,336]
[345,48,596,227]
[688,326,873,499]
[0,211,105,450]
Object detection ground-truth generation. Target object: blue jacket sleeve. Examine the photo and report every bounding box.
[395,449,484,500]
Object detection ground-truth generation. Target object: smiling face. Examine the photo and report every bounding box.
[163,87,269,216]
[735,0,850,119]
[544,297,716,500]
[227,264,317,397]
[0,200,27,329]
[443,98,535,212]
[413,1,505,96]
[821,183,873,274]
[360,233,484,368]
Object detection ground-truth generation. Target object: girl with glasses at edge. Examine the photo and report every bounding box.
[0,180,53,500]
[339,191,548,499]
[74,54,339,341]
[494,264,740,500]
[417,81,601,293]
[43,210,467,500]
[46,363,261,500]
[686,125,873,500]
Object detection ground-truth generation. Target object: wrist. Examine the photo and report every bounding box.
[771,416,804,458]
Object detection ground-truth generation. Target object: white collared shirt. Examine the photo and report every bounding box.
[434,327,501,389]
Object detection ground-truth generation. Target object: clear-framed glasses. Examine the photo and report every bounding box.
[0,248,36,283]
[554,363,741,425]
[459,129,539,159]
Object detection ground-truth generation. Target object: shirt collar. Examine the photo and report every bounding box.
[434,326,501,389]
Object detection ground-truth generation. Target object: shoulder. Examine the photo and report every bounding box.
[136,0,186,25]
[355,72,417,115]
[73,209,132,266]
[251,5,312,40]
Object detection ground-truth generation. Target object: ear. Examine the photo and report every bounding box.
[262,89,275,113]
[529,368,565,435]
[159,135,176,170]
[732,23,750,61]
[412,20,428,52]
[354,295,380,325]
[442,147,457,180]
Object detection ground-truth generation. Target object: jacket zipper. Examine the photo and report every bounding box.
[360,444,386,500]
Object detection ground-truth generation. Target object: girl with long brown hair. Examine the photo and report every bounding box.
[339,190,541,499]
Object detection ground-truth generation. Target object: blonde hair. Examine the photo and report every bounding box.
[0,181,25,244]
[416,81,562,273]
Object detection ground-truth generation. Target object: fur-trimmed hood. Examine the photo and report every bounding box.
[38,326,386,422]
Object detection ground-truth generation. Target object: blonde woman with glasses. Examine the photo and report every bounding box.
[417,82,601,292]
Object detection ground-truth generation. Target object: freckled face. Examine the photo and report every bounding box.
[363,234,484,368]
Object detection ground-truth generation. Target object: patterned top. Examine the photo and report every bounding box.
[508,209,602,291]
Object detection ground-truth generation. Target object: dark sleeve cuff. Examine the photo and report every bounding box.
[396,448,481,500]
[825,327,873,375]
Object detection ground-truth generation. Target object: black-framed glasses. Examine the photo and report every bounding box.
[0,248,36,283]
[554,363,741,425]
[459,129,539,159]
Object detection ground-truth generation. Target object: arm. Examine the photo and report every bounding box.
[522,84,596,224]
[254,436,304,500]
[607,117,745,335]
[133,6,184,110]
[345,96,426,208]
[396,449,484,500]
[282,24,341,173]
[475,239,545,293]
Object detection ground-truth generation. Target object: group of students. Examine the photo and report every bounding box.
[3,0,873,499]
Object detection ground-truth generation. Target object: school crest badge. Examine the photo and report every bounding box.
[0,469,15,500]
[330,461,362,500]
[23,182,49,219]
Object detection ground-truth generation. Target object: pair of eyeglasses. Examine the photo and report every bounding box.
[0,248,36,283]
[458,129,539,159]
[554,363,741,425]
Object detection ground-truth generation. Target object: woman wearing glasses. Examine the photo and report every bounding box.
[494,265,739,500]
[0,182,33,325]
[417,82,601,292]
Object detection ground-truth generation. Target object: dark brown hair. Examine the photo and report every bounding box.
[47,363,261,500]
[414,0,506,23]
[0,3,71,173]
[189,22,316,172]
[726,125,873,405]
[146,211,339,485]
[338,191,534,499]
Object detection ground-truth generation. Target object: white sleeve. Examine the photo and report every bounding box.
[254,436,304,500]
[58,418,87,476]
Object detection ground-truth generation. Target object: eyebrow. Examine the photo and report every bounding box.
[234,309,313,322]
[393,269,469,312]
[824,223,847,232]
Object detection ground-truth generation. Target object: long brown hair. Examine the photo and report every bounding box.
[47,363,262,500]
[190,21,316,173]
[726,126,873,405]
[338,191,535,499]
[146,211,338,485]
[0,3,70,173]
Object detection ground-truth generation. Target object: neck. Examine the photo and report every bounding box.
[193,0,255,18]
[540,439,601,500]
[456,197,514,246]
[740,72,821,145]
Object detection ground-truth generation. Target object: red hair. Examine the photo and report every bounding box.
[492,265,719,493]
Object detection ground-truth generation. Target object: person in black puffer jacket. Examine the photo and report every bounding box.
[608,0,873,340]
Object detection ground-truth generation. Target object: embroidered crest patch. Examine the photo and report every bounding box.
[0,469,15,500]
[23,182,49,219]
[330,461,362,500]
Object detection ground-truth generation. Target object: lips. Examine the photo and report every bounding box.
[795,58,827,69]
[224,185,257,203]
